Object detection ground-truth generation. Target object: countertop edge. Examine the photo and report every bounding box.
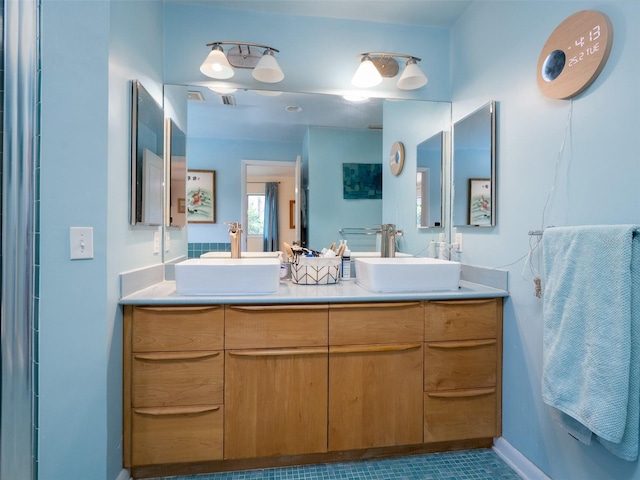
[119,279,508,305]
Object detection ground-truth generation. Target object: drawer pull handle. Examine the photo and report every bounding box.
[228,347,327,357]
[228,304,327,312]
[426,340,496,349]
[134,405,220,416]
[136,305,222,313]
[427,388,495,399]
[330,343,422,355]
[428,299,496,306]
[134,351,220,361]
[330,302,421,310]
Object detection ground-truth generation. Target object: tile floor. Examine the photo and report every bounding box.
[149,449,520,480]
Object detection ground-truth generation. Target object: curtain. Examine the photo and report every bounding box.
[263,182,279,251]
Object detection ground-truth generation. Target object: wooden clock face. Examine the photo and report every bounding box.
[537,10,613,99]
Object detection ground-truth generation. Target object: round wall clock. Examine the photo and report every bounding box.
[389,141,405,176]
[537,10,613,99]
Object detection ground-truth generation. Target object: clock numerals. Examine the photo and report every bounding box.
[590,25,601,42]
[574,37,585,48]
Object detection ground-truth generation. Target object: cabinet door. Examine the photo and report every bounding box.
[329,343,423,451]
[224,347,328,459]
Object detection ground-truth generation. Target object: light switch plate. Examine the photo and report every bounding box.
[70,227,94,260]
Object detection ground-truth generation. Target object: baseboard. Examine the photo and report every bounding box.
[493,437,551,480]
[115,468,131,480]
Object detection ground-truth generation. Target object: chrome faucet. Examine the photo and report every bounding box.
[378,224,403,258]
[225,222,242,258]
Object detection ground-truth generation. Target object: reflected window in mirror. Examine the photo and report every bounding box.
[416,131,444,228]
[168,119,187,227]
[452,101,496,227]
[131,80,165,226]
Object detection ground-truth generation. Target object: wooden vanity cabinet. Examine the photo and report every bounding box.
[423,298,503,443]
[224,304,329,459]
[328,302,424,451]
[123,305,224,467]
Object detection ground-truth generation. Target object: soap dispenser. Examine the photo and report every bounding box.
[341,241,351,280]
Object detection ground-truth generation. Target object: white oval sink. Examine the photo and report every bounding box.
[175,258,281,295]
[355,257,460,293]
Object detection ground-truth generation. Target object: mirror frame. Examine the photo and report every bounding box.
[166,118,187,228]
[416,130,444,229]
[452,100,496,227]
[130,80,165,226]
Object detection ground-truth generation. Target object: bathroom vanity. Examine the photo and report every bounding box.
[121,276,506,479]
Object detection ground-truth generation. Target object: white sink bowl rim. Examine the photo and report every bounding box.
[355,257,460,293]
[175,258,281,295]
[200,251,280,258]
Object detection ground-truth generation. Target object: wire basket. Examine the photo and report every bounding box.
[291,256,341,285]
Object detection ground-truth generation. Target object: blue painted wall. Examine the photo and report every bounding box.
[39,1,164,479]
[163,3,451,101]
[306,127,382,251]
[453,2,640,479]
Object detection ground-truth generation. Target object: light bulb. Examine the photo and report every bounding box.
[252,50,285,83]
[352,56,382,88]
[397,58,428,90]
[200,45,234,79]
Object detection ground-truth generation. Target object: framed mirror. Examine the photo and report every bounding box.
[167,119,187,227]
[452,101,496,227]
[416,131,444,228]
[130,80,165,226]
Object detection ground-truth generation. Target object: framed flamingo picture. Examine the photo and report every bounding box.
[187,169,216,223]
[468,178,491,225]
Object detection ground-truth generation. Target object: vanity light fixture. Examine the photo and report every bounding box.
[352,53,428,90]
[200,42,284,83]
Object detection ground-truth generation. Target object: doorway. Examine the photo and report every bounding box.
[241,160,296,252]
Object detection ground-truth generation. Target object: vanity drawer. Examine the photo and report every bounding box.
[132,305,224,352]
[225,304,328,349]
[132,350,223,407]
[329,302,423,345]
[131,404,223,465]
[424,340,496,391]
[424,389,497,442]
[425,299,498,341]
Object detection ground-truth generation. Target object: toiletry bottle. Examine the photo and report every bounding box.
[342,241,351,280]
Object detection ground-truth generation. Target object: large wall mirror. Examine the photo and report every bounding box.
[416,131,444,228]
[130,80,165,226]
[180,86,450,252]
[452,100,496,227]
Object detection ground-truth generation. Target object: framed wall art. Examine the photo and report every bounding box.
[187,169,216,223]
[468,178,491,225]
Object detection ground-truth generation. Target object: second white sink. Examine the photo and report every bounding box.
[175,258,281,295]
[355,257,460,293]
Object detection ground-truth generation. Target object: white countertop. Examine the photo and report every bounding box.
[120,279,508,305]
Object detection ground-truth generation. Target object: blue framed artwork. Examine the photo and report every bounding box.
[342,163,382,199]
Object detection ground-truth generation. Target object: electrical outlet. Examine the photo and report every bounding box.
[153,231,160,254]
[70,227,94,260]
[455,233,463,252]
[165,232,171,252]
